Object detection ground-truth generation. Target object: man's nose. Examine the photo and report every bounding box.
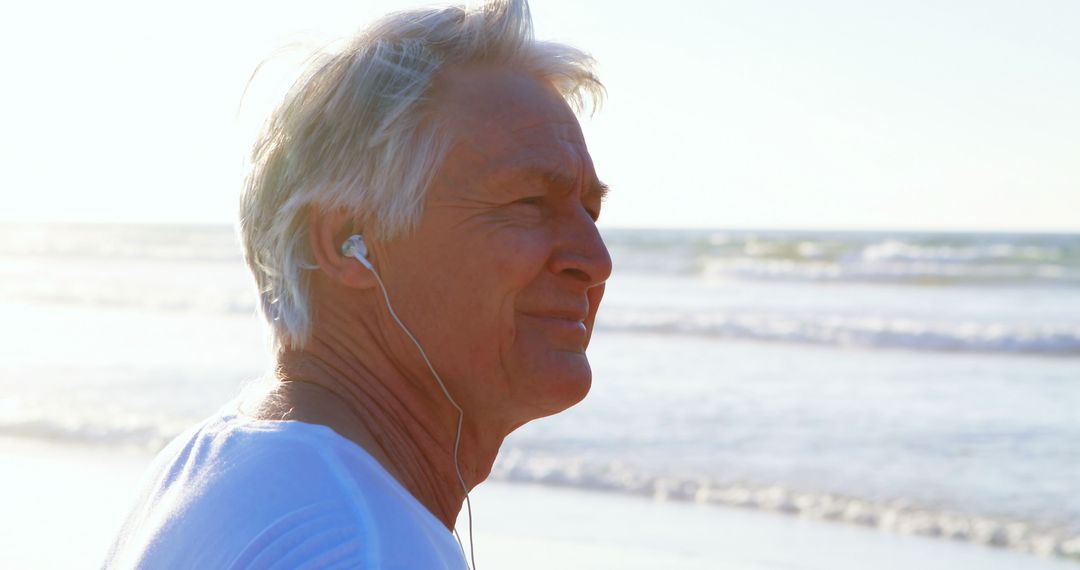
[550,209,612,287]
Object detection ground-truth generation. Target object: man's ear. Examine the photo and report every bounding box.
[308,207,377,290]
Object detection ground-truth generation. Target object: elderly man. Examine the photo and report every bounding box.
[104,0,609,568]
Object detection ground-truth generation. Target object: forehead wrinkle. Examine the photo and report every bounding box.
[473,130,581,183]
[430,69,596,203]
[436,83,580,148]
[478,119,583,167]
[501,115,581,136]
[444,123,604,206]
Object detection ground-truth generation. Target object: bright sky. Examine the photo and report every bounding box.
[1,0,1077,231]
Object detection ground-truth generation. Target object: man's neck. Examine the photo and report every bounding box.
[256,331,506,529]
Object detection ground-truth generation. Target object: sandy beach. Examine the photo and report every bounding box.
[2,437,1074,570]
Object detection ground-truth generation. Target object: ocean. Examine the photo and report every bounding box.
[1,223,1078,562]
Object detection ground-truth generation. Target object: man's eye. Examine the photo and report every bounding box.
[513,196,545,207]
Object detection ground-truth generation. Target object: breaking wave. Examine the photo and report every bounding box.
[597,309,1080,356]
[605,229,1080,286]
[489,449,1080,563]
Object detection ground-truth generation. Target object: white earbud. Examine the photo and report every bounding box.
[341,234,373,270]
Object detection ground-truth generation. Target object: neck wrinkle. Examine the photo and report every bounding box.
[270,291,501,529]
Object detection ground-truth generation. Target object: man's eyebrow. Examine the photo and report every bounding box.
[591,179,610,202]
[537,169,610,201]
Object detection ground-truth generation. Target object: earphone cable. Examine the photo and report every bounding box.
[368,265,477,570]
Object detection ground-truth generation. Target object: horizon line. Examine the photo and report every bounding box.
[1,217,1077,236]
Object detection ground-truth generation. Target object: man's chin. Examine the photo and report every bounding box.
[528,360,593,419]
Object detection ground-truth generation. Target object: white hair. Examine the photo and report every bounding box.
[238,0,604,351]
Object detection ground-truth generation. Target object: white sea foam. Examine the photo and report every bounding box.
[698,256,1079,285]
[859,240,1065,264]
[0,223,242,263]
[489,449,1080,562]
[597,309,1080,355]
[602,229,1080,285]
[0,284,257,316]
[0,415,185,451]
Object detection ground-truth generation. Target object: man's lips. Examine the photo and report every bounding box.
[526,310,588,322]
[521,309,590,336]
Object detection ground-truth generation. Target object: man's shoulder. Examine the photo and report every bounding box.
[104,412,466,569]
[105,414,368,568]
[141,412,365,507]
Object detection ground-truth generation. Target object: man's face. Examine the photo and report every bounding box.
[375,65,611,428]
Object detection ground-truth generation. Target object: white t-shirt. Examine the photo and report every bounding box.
[104,408,469,569]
